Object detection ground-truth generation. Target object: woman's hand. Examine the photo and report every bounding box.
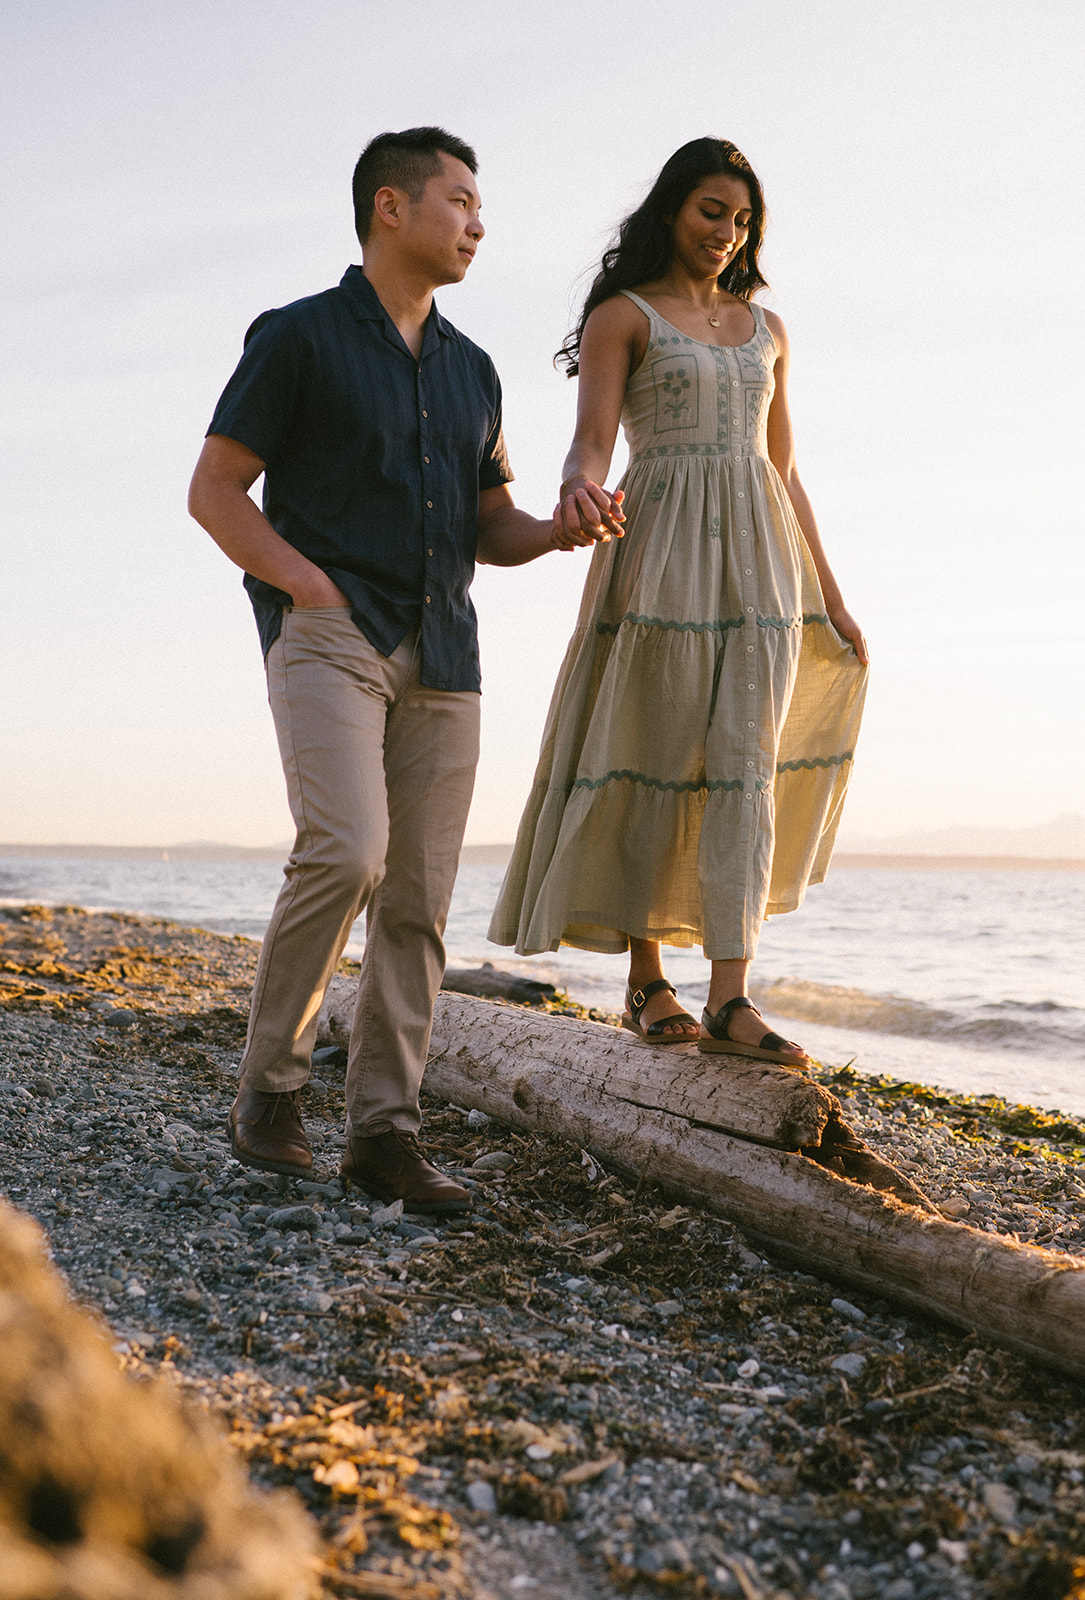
[552,480,625,550]
[828,603,869,665]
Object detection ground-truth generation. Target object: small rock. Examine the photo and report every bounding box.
[654,1300,683,1317]
[983,1480,1018,1524]
[732,1243,764,1271]
[299,1291,334,1314]
[466,1479,497,1514]
[737,1358,760,1379]
[467,1109,490,1130]
[471,1151,515,1171]
[939,1195,971,1218]
[831,1352,867,1378]
[266,1205,321,1234]
[104,1008,138,1029]
[369,1200,404,1229]
[831,1297,867,1322]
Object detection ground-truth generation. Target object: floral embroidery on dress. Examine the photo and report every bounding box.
[708,515,721,539]
[649,477,668,501]
[652,359,699,432]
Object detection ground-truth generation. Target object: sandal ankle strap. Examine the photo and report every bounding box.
[629,978,676,1013]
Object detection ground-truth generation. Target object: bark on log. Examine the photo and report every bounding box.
[317,979,1085,1381]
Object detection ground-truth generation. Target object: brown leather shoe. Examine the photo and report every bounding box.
[340,1127,471,1214]
[227,1082,312,1178]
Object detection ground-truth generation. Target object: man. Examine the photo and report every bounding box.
[189,127,620,1213]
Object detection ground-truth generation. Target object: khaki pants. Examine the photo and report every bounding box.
[239,607,480,1135]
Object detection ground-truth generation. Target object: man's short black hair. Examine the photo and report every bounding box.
[352,126,478,243]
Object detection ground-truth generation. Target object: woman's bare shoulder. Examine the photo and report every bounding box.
[761,304,789,350]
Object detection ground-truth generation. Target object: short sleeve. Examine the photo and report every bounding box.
[478,372,514,490]
[206,309,303,466]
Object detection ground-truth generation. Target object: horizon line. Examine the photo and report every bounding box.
[1,841,1083,871]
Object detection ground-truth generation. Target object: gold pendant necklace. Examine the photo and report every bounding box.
[707,311,720,327]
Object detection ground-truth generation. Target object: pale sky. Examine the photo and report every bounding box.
[3,0,1083,847]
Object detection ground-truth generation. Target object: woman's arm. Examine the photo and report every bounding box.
[764,311,869,665]
[554,296,648,541]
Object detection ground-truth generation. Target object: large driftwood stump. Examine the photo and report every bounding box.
[317,979,1085,1381]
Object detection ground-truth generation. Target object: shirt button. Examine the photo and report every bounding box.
[738,491,746,498]
[746,606,754,614]
[424,455,430,464]
[747,683,756,690]
[426,500,434,509]
[740,529,748,536]
[744,568,752,576]
[427,547,434,556]
[425,595,432,604]
[422,409,428,418]
[732,380,739,388]
[747,721,755,728]
[746,760,754,768]
[746,645,754,653]
[744,791,752,800]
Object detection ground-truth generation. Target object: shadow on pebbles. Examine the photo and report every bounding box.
[3,904,1085,1598]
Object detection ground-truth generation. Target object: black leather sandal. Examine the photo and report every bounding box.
[698,994,809,1064]
[621,978,700,1045]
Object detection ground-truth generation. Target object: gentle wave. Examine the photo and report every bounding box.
[752,977,1085,1057]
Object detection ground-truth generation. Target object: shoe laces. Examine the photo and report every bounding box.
[394,1128,427,1162]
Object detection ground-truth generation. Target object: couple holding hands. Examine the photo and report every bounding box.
[189,126,868,1214]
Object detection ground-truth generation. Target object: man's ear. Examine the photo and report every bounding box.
[372,184,405,230]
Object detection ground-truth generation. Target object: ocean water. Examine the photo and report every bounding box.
[2,853,1083,1116]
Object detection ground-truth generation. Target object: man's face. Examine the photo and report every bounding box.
[399,152,484,287]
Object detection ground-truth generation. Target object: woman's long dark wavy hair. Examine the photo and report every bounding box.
[556,137,769,376]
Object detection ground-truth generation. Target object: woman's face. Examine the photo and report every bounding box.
[667,173,753,281]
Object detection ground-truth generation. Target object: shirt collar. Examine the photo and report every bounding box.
[339,264,452,352]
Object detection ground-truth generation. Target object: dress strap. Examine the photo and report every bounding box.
[619,290,657,319]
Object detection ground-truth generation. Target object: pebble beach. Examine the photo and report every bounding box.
[2,902,1085,1600]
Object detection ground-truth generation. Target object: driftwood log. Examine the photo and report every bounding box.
[317,978,1085,1382]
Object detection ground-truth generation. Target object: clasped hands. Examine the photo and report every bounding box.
[551,477,625,551]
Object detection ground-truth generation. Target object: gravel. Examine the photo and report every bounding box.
[3,903,1085,1599]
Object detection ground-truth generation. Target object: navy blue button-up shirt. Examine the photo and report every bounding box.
[206,265,513,691]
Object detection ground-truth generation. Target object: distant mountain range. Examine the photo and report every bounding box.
[2,816,1083,862]
[837,813,1085,859]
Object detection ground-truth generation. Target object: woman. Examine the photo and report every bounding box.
[489,138,868,1061]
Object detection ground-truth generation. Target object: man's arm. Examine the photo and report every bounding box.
[475,484,612,566]
[188,434,349,607]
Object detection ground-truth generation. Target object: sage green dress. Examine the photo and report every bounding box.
[489,293,868,960]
